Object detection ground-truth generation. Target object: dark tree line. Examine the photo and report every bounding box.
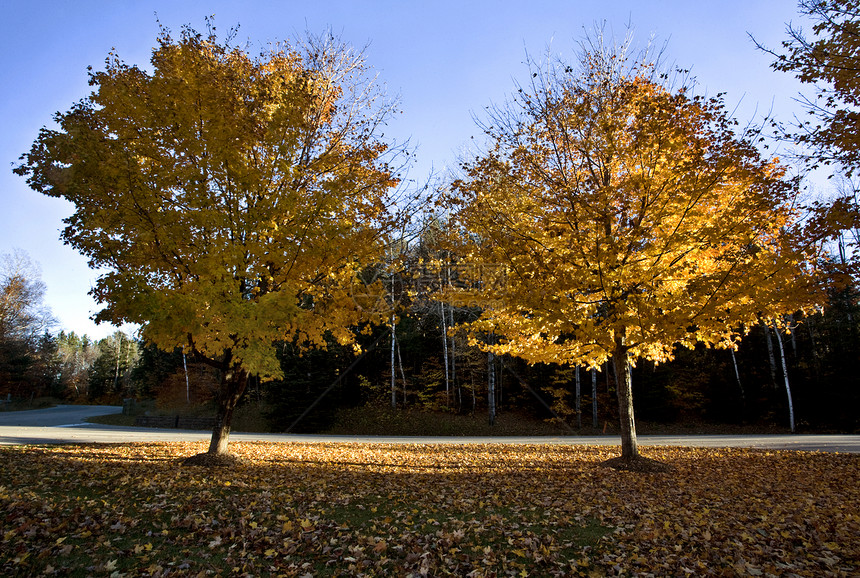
[2,238,858,433]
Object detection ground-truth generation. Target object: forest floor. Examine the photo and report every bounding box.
[1,441,857,576]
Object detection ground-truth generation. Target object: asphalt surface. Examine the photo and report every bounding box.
[1,405,859,453]
[0,404,123,427]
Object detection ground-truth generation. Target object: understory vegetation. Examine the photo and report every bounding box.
[7,291,860,436]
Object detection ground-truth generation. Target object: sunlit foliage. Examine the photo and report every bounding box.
[15,25,402,453]
[449,35,826,462]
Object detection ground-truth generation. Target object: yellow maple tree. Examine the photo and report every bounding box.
[16,25,400,457]
[449,38,826,468]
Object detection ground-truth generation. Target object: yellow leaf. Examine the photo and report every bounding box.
[300,519,315,531]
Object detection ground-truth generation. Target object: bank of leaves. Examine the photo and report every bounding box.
[1,442,857,576]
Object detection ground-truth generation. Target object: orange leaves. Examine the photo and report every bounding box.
[451,43,824,375]
[1,442,858,576]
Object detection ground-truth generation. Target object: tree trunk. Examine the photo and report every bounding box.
[605,360,611,394]
[612,342,639,461]
[397,339,407,405]
[113,336,121,393]
[488,348,496,426]
[448,301,457,403]
[730,348,745,411]
[603,340,671,472]
[591,367,598,429]
[772,320,796,433]
[183,352,190,404]
[788,314,797,355]
[390,314,397,409]
[838,233,854,323]
[763,320,778,388]
[207,367,249,455]
[440,301,450,405]
[575,365,582,429]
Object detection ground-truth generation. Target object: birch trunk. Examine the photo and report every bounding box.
[772,320,796,433]
[488,349,496,426]
[440,301,450,405]
[763,320,778,388]
[839,233,854,323]
[575,365,582,429]
[730,348,745,408]
[591,367,598,429]
[390,314,397,409]
[397,339,407,405]
[113,336,121,393]
[448,301,457,398]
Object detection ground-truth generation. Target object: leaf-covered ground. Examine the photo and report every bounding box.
[1,442,857,577]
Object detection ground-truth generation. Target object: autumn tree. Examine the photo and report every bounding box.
[16,25,401,459]
[0,250,53,345]
[755,0,860,176]
[0,250,55,398]
[449,34,825,469]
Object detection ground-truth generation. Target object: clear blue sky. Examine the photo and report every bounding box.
[2,0,816,340]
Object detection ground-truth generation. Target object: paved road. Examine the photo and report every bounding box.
[1,405,859,453]
[0,404,123,427]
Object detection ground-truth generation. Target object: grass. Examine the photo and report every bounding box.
[1,442,858,576]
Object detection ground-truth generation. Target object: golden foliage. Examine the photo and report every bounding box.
[16,27,399,380]
[450,47,824,370]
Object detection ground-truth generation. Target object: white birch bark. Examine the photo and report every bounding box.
[575,365,582,429]
[396,339,407,404]
[448,298,457,397]
[488,347,496,426]
[763,320,778,388]
[772,320,796,433]
[390,314,397,409]
[113,335,121,393]
[440,300,450,405]
[730,348,745,406]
